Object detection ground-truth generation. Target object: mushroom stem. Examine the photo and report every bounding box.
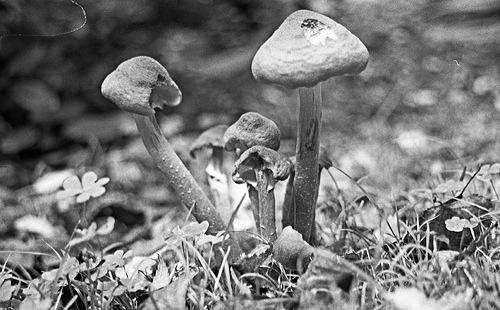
[282,166,295,229]
[294,83,322,244]
[256,170,277,242]
[134,113,226,234]
[247,184,260,234]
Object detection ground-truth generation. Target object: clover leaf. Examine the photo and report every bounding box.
[56,171,110,203]
[445,216,478,232]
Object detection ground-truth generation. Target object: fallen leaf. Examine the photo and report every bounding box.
[32,169,74,194]
[141,274,190,310]
[396,130,428,154]
[151,259,172,290]
[0,273,16,302]
[387,287,438,310]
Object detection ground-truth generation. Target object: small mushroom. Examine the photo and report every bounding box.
[273,226,314,272]
[224,112,281,155]
[252,10,369,243]
[189,124,233,223]
[101,56,226,234]
[233,145,292,242]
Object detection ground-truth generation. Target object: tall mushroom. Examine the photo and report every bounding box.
[101,56,226,234]
[233,145,292,242]
[251,10,369,243]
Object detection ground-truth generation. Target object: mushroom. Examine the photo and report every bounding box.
[233,145,292,242]
[251,10,369,243]
[224,112,281,232]
[189,124,233,224]
[273,226,314,272]
[223,112,281,155]
[101,56,226,234]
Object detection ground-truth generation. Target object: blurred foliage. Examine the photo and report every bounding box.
[0,0,499,191]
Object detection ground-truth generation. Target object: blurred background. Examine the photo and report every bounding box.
[1,0,500,195]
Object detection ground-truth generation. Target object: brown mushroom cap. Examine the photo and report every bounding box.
[233,145,292,185]
[101,56,182,116]
[252,10,369,88]
[273,226,314,270]
[189,124,228,158]
[224,112,281,152]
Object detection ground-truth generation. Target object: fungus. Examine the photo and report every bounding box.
[223,112,281,155]
[273,226,314,272]
[101,56,226,234]
[233,145,292,242]
[251,10,369,243]
[224,112,282,235]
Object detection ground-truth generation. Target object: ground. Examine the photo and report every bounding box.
[0,0,500,309]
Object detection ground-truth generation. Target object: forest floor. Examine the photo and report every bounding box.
[1,0,500,309]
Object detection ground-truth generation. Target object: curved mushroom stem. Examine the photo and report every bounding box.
[134,113,226,234]
[294,83,322,244]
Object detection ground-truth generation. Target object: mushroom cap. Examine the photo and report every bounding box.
[273,226,314,270]
[224,112,281,152]
[252,10,369,88]
[101,56,182,116]
[189,124,228,158]
[233,145,292,185]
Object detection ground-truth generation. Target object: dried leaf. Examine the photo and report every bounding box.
[32,169,74,194]
[0,273,16,302]
[387,287,438,310]
[141,274,190,310]
[151,259,171,290]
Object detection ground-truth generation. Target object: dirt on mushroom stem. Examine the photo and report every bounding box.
[293,84,322,244]
[256,169,278,242]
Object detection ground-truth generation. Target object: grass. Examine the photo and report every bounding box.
[1,161,500,310]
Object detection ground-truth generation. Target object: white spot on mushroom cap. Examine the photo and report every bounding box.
[251,10,369,88]
[301,18,338,46]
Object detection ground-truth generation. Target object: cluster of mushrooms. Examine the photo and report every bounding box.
[101,10,368,266]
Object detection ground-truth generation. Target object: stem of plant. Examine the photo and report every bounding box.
[294,84,322,244]
[282,168,295,229]
[134,113,227,234]
[247,184,260,235]
[256,170,277,242]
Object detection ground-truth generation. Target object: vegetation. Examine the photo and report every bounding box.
[1,0,500,309]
